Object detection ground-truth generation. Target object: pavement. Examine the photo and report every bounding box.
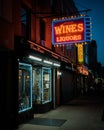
[17,95,104,130]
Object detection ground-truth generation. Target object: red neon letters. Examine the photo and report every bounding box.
[54,23,84,34]
[54,22,84,43]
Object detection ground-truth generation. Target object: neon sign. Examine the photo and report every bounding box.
[52,17,91,44]
[77,44,83,63]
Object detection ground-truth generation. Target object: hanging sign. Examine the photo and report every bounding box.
[52,17,91,45]
[77,44,84,63]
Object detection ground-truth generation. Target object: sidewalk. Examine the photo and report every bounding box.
[17,95,104,130]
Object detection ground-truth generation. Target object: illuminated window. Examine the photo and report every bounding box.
[18,62,32,113]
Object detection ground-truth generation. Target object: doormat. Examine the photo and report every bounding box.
[27,118,67,127]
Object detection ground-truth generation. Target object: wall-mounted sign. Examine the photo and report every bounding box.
[52,17,91,45]
[28,40,69,63]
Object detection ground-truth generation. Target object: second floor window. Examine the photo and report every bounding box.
[40,19,45,41]
[21,7,30,39]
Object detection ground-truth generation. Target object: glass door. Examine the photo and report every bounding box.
[32,68,42,104]
[42,67,52,104]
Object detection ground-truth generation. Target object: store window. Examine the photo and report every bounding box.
[32,67,52,104]
[18,62,32,113]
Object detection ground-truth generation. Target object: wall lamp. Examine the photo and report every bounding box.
[28,55,61,67]
[29,55,42,61]
[53,63,60,67]
[43,60,53,65]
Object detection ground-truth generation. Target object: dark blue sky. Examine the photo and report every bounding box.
[74,0,104,66]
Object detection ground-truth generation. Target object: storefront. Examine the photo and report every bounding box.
[76,64,89,96]
[18,61,55,113]
[15,36,71,123]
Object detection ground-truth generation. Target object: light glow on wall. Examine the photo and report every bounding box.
[77,65,89,75]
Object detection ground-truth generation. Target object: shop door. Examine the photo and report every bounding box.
[42,67,52,104]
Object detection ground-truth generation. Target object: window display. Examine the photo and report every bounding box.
[32,67,52,105]
[18,62,32,113]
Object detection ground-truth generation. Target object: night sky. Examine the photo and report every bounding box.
[74,0,104,66]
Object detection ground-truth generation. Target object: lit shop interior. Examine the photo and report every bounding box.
[18,52,61,114]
